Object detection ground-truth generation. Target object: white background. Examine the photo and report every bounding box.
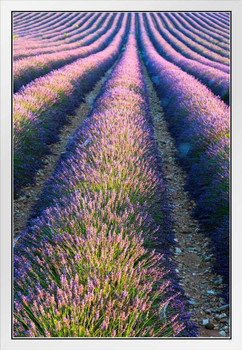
[1,1,242,349]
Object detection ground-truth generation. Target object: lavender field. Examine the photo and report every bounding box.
[13,11,230,338]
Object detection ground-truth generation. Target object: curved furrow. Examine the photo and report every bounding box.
[195,13,230,34]
[165,13,229,58]
[14,13,121,92]
[201,12,230,31]
[143,14,229,104]
[14,13,110,60]
[179,13,230,45]
[150,14,229,74]
[31,13,96,41]
[22,13,85,40]
[14,13,88,42]
[13,12,53,28]
[14,13,129,194]
[15,12,79,36]
[13,13,94,54]
[13,12,31,22]
[158,13,229,66]
[206,12,230,27]
[172,13,229,51]
[14,12,72,36]
[187,13,230,39]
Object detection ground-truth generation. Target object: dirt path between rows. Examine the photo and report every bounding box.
[141,61,230,338]
[14,66,114,244]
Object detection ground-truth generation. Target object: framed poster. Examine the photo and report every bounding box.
[1,1,241,349]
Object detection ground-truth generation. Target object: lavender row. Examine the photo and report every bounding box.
[211,12,230,25]
[14,13,110,60]
[14,18,196,337]
[13,12,34,23]
[205,12,230,28]
[144,14,229,104]
[187,13,230,40]
[22,13,96,42]
[17,12,90,41]
[14,13,121,92]
[137,13,230,301]
[13,13,95,58]
[13,12,63,27]
[13,13,105,55]
[157,13,229,68]
[172,13,229,51]
[150,14,229,74]
[13,12,58,30]
[193,12,230,35]
[14,13,90,46]
[14,13,129,195]
[14,12,74,38]
[164,13,229,58]
[36,13,94,41]
[178,13,229,45]
[198,12,230,32]
[216,12,230,20]
[14,12,80,37]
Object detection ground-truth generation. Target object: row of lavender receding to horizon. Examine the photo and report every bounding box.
[177,12,230,45]
[171,13,229,51]
[14,13,129,196]
[162,12,229,58]
[14,13,109,59]
[14,19,197,337]
[205,12,230,28]
[13,13,103,58]
[137,13,230,303]
[13,12,85,38]
[13,13,91,49]
[13,13,95,51]
[13,13,122,92]
[143,13,230,104]
[193,12,230,34]
[154,14,229,72]
[187,12,230,39]
[13,12,64,31]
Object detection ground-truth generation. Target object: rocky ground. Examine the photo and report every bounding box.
[13,60,230,338]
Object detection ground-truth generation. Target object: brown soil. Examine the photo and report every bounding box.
[141,60,230,338]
